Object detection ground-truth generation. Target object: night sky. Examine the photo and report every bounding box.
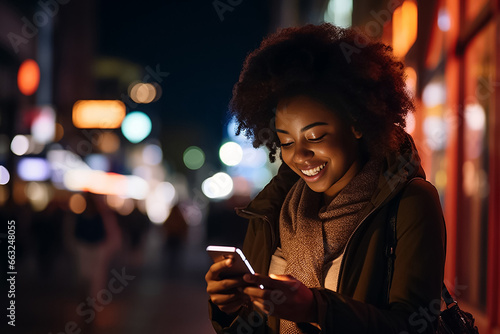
[97,0,271,170]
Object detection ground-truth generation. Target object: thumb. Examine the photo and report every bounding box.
[269,273,295,281]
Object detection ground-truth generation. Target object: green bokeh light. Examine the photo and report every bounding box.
[183,146,205,170]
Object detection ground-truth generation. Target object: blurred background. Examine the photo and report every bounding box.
[0,0,499,333]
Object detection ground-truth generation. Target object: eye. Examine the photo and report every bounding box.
[280,142,293,148]
[308,134,326,142]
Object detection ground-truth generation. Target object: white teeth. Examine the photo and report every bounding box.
[301,163,326,177]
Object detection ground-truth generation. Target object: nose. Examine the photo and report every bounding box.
[292,143,314,163]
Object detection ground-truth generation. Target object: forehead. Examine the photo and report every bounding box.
[275,95,343,127]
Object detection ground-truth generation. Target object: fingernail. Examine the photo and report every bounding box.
[226,259,232,266]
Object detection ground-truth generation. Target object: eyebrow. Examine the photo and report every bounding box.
[275,122,328,134]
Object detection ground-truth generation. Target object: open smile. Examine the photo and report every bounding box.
[300,162,327,177]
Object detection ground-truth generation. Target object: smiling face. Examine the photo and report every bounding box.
[275,95,363,199]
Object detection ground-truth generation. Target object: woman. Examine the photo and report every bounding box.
[205,23,446,334]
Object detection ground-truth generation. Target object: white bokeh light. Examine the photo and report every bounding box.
[0,166,10,185]
[31,106,56,144]
[201,172,233,199]
[219,142,243,166]
[423,82,446,108]
[11,135,30,156]
[465,103,486,131]
[240,147,268,168]
[142,144,163,165]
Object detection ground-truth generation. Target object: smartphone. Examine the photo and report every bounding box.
[206,245,256,278]
[206,246,264,289]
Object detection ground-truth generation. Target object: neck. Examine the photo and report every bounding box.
[323,158,363,204]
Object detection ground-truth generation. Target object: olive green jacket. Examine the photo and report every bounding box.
[209,136,447,333]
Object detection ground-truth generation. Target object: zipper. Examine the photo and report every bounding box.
[336,205,380,291]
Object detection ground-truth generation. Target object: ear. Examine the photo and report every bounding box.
[351,126,363,139]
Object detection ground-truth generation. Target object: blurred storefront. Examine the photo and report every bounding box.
[272,0,500,332]
[393,1,500,332]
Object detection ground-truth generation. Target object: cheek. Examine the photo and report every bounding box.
[280,150,294,166]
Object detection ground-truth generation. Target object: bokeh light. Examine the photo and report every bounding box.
[324,0,352,28]
[232,176,252,197]
[116,198,135,215]
[121,111,152,143]
[69,193,87,214]
[17,157,51,181]
[0,166,10,185]
[63,169,149,199]
[249,168,273,190]
[129,82,157,104]
[125,175,149,200]
[72,100,126,129]
[183,146,205,170]
[392,0,418,58]
[423,116,447,151]
[438,8,451,31]
[145,182,177,224]
[423,82,446,108]
[143,144,163,165]
[405,67,417,98]
[31,106,56,144]
[11,135,30,156]
[18,59,40,96]
[201,172,233,199]
[465,103,486,131]
[54,123,64,141]
[107,195,135,216]
[85,154,111,171]
[219,142,243,166]
[97,131,120,153]
[405,112,416,134]
[240,147,267,168]
[25,182,51,211]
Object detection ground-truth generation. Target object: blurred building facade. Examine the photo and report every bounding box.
[271,0,500,332]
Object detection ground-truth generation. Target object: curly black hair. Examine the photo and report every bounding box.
[229,23,414,162]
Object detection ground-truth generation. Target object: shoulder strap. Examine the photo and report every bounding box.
[385,190,401,304]
[385,177,424,304]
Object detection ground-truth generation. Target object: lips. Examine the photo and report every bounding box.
[300,162,327,177]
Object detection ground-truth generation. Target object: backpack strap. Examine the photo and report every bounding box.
[385,177,424,304]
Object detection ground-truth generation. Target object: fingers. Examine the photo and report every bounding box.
[269,273,294,281]
[207,279,246,294]
[205,258,233,281]
[210,292,250,314]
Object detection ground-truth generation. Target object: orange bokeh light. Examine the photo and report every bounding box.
[392,0,418,59]
[97,131,120,153]
[18,59,40,96]
[72,100,126,129]
[69,193,87,214]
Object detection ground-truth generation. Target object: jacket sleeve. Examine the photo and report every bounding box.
[208,163,298,333]
[208,300,272,334]
[309,179,447,334]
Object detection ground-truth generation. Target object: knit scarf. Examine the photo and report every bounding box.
[278,157,382,333]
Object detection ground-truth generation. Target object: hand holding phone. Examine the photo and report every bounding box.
[206,245,263,289]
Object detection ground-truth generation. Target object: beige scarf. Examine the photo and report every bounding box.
[278,157,381,333]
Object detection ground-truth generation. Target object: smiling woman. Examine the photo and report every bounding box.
[205,23,447,334]
[275,96,363,201]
